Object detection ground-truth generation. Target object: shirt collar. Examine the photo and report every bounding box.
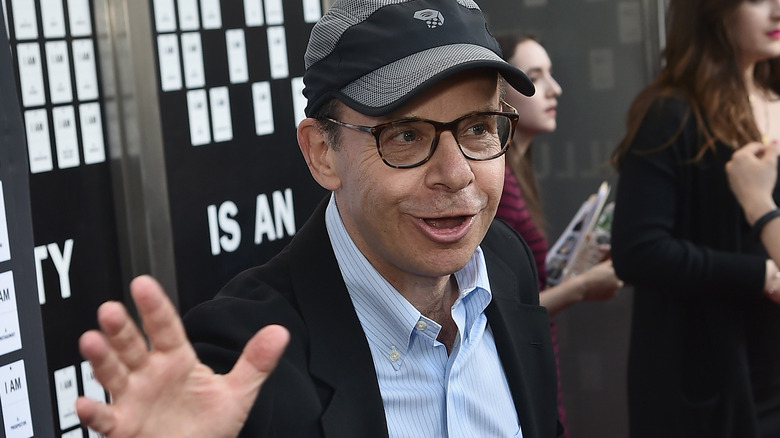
[325,194,493,357]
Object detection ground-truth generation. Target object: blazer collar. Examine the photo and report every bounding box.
[284,198,542,437]
[287,198,390,438]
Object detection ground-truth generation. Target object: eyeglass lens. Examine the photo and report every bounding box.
[378,114,512,167]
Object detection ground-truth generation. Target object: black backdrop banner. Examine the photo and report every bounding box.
[3,0,123,435]
[0,4,56,437]
[150,0,327,314]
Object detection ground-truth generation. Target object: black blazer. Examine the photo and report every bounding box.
[184,198,561,437]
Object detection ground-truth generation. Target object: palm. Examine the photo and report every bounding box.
[76,275,288,438]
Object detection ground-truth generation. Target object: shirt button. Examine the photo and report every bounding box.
[389,346,401,362]
[415,321,427,331]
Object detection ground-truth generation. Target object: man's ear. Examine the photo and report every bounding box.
[297,118,342,190]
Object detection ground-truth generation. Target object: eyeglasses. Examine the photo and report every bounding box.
[324,100,519,169]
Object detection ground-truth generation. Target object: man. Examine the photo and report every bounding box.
[76,1,562,437]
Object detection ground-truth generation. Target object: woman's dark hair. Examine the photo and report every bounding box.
[611,0,780,170]
[494,30,547,238]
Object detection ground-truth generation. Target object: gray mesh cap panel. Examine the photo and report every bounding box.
[304,0,481,69]
[341,44,506,109]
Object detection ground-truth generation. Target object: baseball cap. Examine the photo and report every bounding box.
[302,0,535,117]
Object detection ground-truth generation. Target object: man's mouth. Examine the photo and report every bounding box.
[424,216,468,229]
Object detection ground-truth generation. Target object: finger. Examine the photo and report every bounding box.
[79,329,129,394]
[76,396,115,435]
[226,325,290,398]
[97,300,150,371]
[130,275,191,353]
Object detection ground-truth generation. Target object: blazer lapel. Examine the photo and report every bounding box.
[288,199,390,438]
[483,241,559,438]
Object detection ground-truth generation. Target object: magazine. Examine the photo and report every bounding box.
[545,181,613,286]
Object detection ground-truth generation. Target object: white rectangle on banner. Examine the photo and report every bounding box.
[263,0,283,25]
[72,39,99,100]
[80,361,106,403]
[2,0,8,39]
[152,0,176,32]
[67,0,92,36]
[244,0,263,26]
[177,0,199,31]
[80,102,105,164]
[291,76,305,127]
[24,109,54,173]
[157,34,182,91]
[0,271,22,356]
[252,81,274,136]
[178,0,200,31]
[187,89,211,146]
[267,26,288,79]
[209,86,233,143]
[52,106,80,169]
[302,0,321,23]
[201,0,222,29]
[16,43,46,108]
[0,360,33,438]
[181,32,205,88]
[40,0,66,38]
[0,183,10,263]
[10,0,38,40]
[54,365,80,429]
[45,41,73,104]
[226,29,248,84]
[62,429,83,438]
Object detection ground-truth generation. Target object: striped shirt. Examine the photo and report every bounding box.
[325,194,522,438]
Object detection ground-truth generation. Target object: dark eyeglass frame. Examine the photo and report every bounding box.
[323,100,519,169]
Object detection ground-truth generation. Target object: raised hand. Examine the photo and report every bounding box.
[76,275,289,438]
[726,141,778,224]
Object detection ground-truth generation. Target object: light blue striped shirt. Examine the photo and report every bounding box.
[325,195,522,438]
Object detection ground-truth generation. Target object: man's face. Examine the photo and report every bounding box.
[329,70,505,290]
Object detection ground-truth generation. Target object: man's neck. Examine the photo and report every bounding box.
[402,275,460,353]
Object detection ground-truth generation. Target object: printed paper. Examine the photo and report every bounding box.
[187,89,211,146]
[252,81,274,135]
[67,0,92,37]
[52,106,80,169]
[80,361,106,403]
[54,365,79,429]
[264,0,283,25]
[244,0,264,27]
[302,0,321,23]
[16,43,46,108]
[80,102,105,164]
[226,29,248,84]
[152,0,176,33]
[40,0,66,38]
[157,34,182,91]
[72,39,100,101]
[177,0,200,31]
[290,76,306,127]
[201,0,222,30]
[267,26,288,79]
[0,183,10,263]
[24,109,54,174]
[10,0,38,40]
[209,86,233,142]
[0,360,33,438]
[45,41,73,104]
[181,32,205,88]
[0,271,21,356]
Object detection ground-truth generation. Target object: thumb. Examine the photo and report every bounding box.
[226,324,289,398]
